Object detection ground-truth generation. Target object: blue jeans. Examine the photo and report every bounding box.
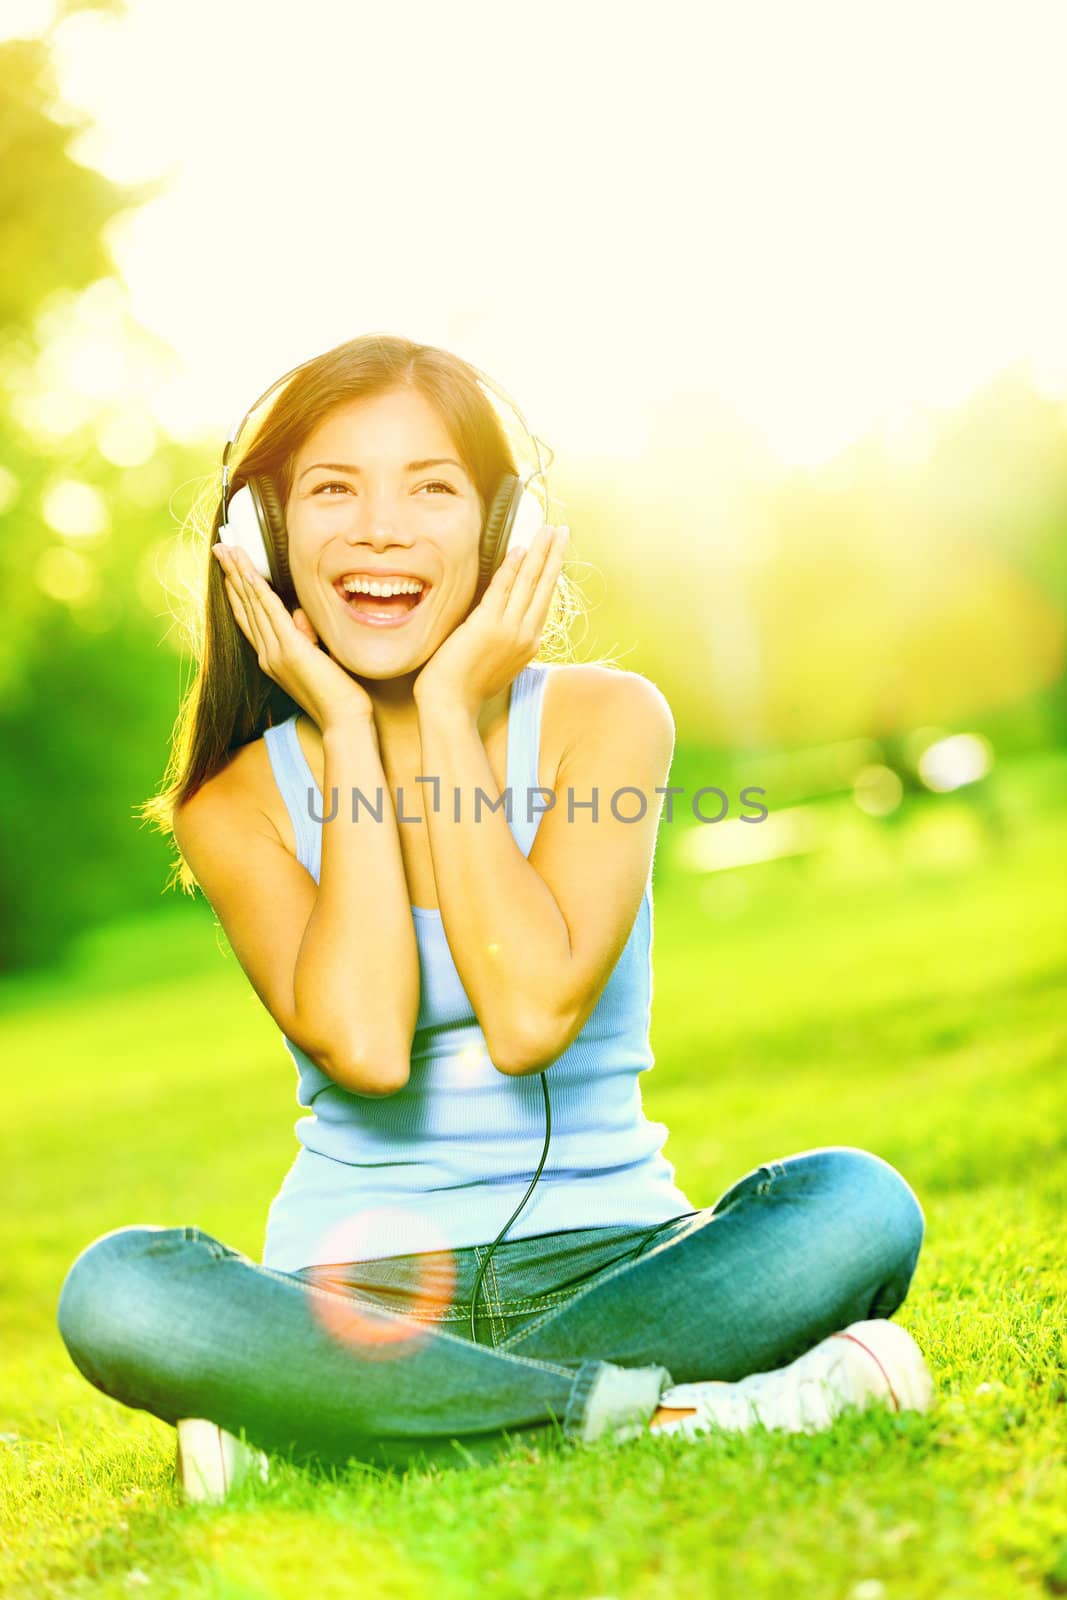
[56,1146,925,1473]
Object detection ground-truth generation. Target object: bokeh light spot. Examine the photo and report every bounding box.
[41,480,109,539]
[97,410,158,467]
[853,765,904,817]
[918,734,994,793]
[0,466,19,517]
[35,545,97,604]
[454,1043,489,1077]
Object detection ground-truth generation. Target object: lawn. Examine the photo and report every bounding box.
[2,752,1065,1599]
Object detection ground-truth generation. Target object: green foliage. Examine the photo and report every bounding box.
[566,374,1067,747]
[0,12,208,971]
[2,0,1065,995]
[0,22,127,335]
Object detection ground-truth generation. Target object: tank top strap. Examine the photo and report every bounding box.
[506,660,553,857]
[263,666,552,876]
[262,717,320,878]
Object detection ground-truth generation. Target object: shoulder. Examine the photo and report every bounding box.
[173,730,292,862]
[544,663,674,751]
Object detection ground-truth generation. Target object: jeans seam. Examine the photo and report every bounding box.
[180,1231,582,1383]
[486,1253,507,1347]
[487,1288,578,1312]
[318,1287,582,1319]
[497,1216,710,1352]
[470,1244,504,1345]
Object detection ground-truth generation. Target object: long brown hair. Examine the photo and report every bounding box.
[139,332,589,894]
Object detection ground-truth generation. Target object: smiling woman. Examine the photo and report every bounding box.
[138,336,582,847]
[57,331,934,1500]
[312,460,457,624]
[284,395,486,643]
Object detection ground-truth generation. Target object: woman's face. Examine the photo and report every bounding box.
[284,386,484,679]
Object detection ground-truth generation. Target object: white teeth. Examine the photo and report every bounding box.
[340,576,425,598]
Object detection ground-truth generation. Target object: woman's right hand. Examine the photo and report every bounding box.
[213,541,375,733]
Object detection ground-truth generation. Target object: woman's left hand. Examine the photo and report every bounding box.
[413,524,569,714]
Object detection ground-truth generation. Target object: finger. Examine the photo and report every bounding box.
[223,553,269,658]
[502,525,560,624]
[529,527,568,614]
[221,572,258,648]
[499,525,551,616]
[240,556,297,641]
[480,538,527,611]
[226,547,297,657]
[519,530,567,637]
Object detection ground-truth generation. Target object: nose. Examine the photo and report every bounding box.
[342,509,416,554]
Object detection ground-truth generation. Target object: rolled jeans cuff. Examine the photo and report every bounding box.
[563,1359,673,1445]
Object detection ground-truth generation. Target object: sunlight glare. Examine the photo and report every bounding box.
[35,0,1067,468]
[0,0,55,42]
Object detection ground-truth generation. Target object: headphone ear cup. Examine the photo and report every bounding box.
[217,482,272,578]
[248,475,296,607]
[478,473,522,600]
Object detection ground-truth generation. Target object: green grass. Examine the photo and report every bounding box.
[2,754,1065,1598]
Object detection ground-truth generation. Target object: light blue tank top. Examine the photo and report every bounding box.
[259,661,693,1271]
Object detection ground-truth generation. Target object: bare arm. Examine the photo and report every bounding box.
[186,539,421,1095]
[290,714,421,1093]
[414,667,675,1076]
[174,716,420,1098]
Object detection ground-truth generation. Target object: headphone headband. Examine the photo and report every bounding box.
[220,344,552,514]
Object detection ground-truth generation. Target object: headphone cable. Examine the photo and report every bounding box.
[469,1071,552,1344]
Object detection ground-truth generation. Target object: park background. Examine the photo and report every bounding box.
[1,1,1064,1597]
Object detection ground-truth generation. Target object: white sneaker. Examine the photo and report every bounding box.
[653,1318,935,1438]
[175,1418,270,1503]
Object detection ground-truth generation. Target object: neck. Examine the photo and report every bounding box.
[354,670,511,744]
[357,668,421,738]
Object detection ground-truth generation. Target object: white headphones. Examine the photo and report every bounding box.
[216,349,552,607]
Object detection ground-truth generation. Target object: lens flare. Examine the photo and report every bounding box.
[300,1207,456,1363]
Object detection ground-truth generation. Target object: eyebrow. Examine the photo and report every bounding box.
[298,458,466,482]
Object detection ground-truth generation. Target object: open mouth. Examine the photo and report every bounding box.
[333,579,432,628]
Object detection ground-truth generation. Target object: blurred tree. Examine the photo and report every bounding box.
[0,2,125,332]
[0,3,205,972]
[0,1,1064,973]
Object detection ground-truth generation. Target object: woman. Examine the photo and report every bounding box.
[56,334,934,1501]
